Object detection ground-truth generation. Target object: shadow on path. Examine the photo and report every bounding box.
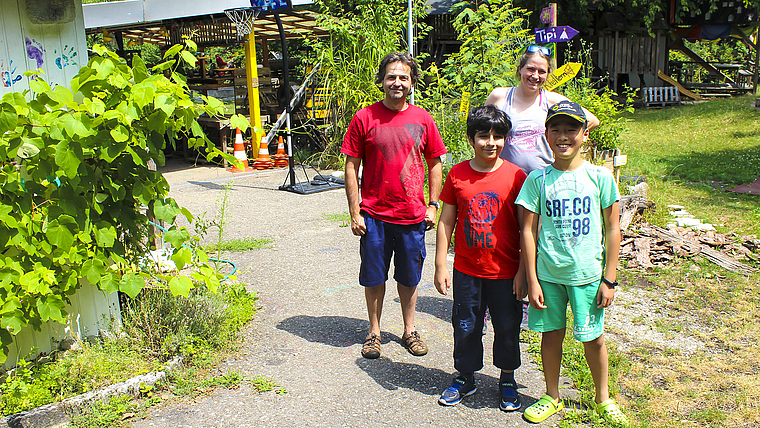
[356,357,539,411]
[277,315,366,347]
[393,295,451,322]
[356,356,451,397]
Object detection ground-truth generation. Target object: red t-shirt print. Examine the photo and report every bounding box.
[463,191,500,249]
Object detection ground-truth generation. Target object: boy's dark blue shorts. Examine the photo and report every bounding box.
[359,213,426,288]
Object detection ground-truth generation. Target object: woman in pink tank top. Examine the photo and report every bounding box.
[486,46,599,174]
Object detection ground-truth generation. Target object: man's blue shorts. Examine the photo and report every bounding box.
[359,213,426,288]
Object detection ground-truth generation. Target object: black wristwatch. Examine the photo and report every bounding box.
[428,201,441,210]
[601,277,618,288]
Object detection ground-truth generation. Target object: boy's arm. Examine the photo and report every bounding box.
[521,208,545,309]
[597,202,621,308]
[434,202,456,296]
[513,205,527,300]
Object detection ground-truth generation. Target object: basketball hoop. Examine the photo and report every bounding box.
[225,7,261,39]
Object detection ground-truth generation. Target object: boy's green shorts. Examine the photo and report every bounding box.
[528,279,604,342]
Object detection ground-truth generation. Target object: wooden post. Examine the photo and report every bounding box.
[613,30,619,91]
[549,3,557,71]
[754,29,759,95]
[261,37,270,67]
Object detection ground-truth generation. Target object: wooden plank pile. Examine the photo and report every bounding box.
[618,195,759,275]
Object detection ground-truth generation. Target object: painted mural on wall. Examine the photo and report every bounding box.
[0,0,88,97]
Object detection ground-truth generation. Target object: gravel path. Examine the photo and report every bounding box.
[130,160,573,428]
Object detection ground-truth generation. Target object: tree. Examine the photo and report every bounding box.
[513,0,760,35]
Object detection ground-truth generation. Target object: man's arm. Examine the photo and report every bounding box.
[425,156,443,230]
[545,91,600,130]
[345,156,366,236]
[598,202,620,308]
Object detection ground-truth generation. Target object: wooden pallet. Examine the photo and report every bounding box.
[644,86,680,108]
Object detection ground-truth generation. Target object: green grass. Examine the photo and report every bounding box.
[322,212,350,227]
[204,237,273,252]
[612,95,760,427]
[620,95,760,237]
[523,96,760,427]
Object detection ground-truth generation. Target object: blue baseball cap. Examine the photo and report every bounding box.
[546,100,587,125]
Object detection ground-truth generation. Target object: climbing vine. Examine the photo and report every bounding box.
[0,40,249,363]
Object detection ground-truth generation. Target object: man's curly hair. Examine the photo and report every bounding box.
[375,52,421,85]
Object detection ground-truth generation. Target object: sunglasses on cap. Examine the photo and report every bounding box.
[526,45,552,56]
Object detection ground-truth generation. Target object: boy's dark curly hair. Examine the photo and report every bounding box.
[466,105,512,140]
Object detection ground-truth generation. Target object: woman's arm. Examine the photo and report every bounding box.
[545,91,600,130]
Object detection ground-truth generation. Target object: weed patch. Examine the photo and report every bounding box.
[322,212,350,227]
[250,375,287,395]
[204,237,273,252]
[0,281,257,419]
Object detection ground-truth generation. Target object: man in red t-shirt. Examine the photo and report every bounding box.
[342,52,447,360]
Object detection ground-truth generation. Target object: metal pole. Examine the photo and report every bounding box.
[408,0,414,104]
[549,3,557,71]
[275,14,295,187]
[244,35,263,149]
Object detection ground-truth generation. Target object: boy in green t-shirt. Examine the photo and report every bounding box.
[515,101,628,426]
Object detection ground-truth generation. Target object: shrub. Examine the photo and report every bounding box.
[119,282,257,360]
[417,0,532,166]
[559,42,635,151]
[0,281,257,416]
[305,0,429,168]
[0,40,251,362]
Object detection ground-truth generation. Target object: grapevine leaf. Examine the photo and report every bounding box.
[119,272,145,298]
[36,295,66,323]
[170,246,192,271]
[110,124,129,142]
[168,276,193,297]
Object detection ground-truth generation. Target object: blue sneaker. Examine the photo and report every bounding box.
[438,376,477,406]
[499,381,521,412]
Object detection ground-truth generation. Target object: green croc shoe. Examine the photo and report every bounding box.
[596,399,629,427]
[524,394,564,423]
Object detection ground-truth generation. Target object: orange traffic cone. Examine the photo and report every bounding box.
[227,128,252,172]
[252,136,274,170]
[273,136,288,168]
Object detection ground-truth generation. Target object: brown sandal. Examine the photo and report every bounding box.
[362,333,381,359]
[402,331,428,356]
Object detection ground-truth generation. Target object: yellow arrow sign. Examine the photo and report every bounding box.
[544,62,582,91]
[459,91,471,121]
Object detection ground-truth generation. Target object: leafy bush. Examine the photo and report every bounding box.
[560,44,634,151]
[0,280,257,416]
[0,41,250,362]
[305,0,429,168]
[417,0,531,165]
[438,0,532,103]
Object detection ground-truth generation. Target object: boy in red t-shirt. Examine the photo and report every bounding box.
[434,105,527,411]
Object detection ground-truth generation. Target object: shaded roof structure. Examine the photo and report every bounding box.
[83,0,329,47]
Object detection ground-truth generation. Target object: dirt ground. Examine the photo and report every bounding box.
[128,159,580,428]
